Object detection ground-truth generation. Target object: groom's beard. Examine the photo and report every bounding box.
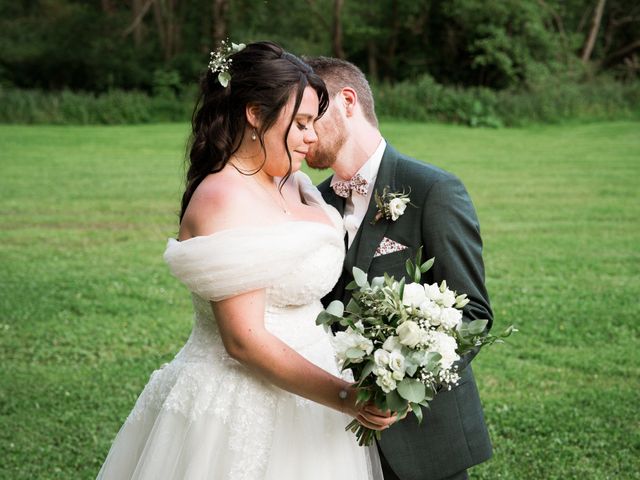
[305,109,347,170]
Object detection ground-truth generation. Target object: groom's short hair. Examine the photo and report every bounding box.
[304,56,378,128]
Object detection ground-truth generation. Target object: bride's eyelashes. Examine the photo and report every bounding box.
[296,122,309,131]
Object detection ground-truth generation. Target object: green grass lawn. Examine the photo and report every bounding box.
[1,121,638,479]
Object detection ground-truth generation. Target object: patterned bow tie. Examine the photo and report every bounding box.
[332,173,369,198]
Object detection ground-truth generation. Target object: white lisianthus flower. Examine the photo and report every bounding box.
[403,283,427,307]
[440,289,456,308]
[332,323,373,364]
[375,369,397,393]
[388,197,410,221]
[374,348,391,367]
[423,330,460,369]
[419,300,442,326]
[440,307,463,330]
[388,350,406,381]
[424,283,443,303]
[397,320,423,348]
[382,335,401,352]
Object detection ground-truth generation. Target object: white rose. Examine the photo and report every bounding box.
[396,320,423,348]
[382,335,401,352]
[388,197,409,221]
[374,348,391,367]
[403,283,427,307]
[419,300,442,326]
[440,307,463,330]
[388,350,406,381]
[424,283,442,303]
[375,369,397,393]
[440,289,456,308]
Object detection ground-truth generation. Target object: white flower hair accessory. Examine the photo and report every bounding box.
[372,186,413,224]
[208,39,246,87]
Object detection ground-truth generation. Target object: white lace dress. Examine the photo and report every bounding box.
[97,173,378,480]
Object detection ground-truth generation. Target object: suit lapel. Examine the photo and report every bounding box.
[348,144,399,275]
[318,176,346,217]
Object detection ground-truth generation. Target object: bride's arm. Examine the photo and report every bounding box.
[211,291,395,431]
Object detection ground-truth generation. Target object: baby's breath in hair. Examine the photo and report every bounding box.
[208,39,246,87]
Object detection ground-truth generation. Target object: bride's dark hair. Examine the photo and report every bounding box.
[180,41,329,222]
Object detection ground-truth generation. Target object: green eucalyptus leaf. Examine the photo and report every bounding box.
[358,361,375,382]
[345,280,359,290]
[356,388,372,404]
[385,390,407,412]
[326,300,344,318]
[411,402,424,424]
[352,267,368,288]
[315,311,341,326]
[397,378,426,403]
[345,298,362,314]
[468,319,489,335]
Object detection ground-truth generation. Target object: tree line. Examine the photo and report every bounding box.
[0,0,638,94]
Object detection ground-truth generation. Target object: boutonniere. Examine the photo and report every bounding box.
[372,187,413,224]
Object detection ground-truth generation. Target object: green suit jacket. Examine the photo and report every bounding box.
[318,143,493,480]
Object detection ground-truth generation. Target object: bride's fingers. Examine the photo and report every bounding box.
[358,411,398,429]
[356,413,390,431]
[363,404,392,417]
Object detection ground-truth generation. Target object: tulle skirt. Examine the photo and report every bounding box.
[97,316,379,479]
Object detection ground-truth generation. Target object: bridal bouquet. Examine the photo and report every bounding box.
[317,251,516,446]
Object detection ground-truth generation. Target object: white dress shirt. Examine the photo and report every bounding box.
[330,139,387,247]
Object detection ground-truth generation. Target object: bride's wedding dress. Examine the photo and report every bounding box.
[97,173,378,479]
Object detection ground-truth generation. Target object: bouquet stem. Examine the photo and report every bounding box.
[346,419,381,447]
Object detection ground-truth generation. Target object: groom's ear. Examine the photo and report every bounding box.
[245,103,262,129]
[339,87,358,118]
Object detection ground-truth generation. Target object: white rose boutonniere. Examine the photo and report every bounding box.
[372,187,413,224]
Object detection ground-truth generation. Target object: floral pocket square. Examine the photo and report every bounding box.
[374,237,408,258]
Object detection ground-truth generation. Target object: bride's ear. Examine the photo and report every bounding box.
[245,104,262,130]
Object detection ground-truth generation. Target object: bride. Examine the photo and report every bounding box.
[97,41,393,479]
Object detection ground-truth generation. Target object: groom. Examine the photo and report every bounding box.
[305,57,493,480]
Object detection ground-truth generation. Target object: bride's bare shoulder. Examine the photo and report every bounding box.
[180,169,255,239]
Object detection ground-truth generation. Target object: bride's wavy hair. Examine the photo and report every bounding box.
[181,41,329,222]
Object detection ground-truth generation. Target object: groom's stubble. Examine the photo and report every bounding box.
[305,105,348,170]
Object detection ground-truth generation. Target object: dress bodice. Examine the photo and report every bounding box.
[162,172,345,358]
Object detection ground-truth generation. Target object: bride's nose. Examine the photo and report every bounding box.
[304,126,318,144]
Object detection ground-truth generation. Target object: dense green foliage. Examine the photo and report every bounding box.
[1,0,638,92]
[3,75,639,126]
[1,122,638,478]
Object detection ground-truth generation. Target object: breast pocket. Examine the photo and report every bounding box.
[369,247,415,280]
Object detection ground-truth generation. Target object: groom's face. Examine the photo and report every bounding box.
[305,99,347,170]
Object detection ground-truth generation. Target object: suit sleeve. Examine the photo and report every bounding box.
[420,175,493,371]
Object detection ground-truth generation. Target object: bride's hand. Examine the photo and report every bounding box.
[342,386,398,431]
[357,403,399,431]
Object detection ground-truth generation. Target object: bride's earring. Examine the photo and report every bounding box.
[251,129,257,141]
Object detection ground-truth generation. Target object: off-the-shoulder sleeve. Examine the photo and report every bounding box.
[163,223,339,302]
